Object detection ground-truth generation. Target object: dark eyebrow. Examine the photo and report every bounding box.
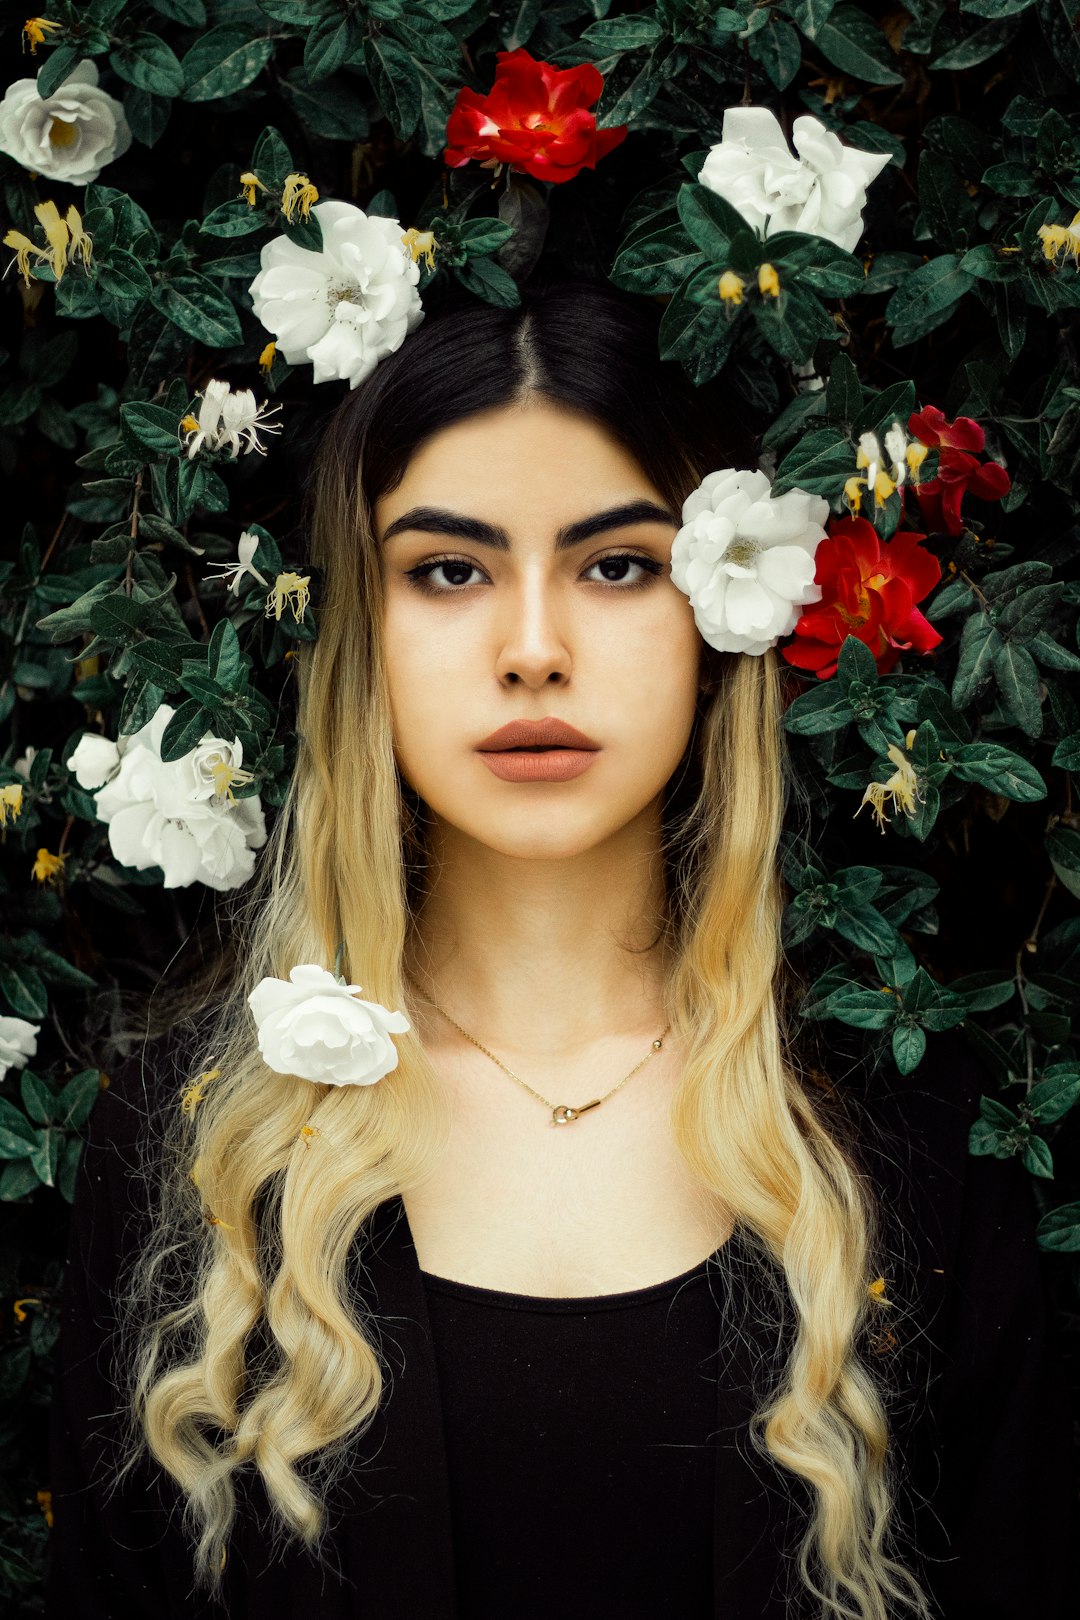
[378,499,680,551]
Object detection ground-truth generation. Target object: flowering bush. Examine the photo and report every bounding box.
[2,0,1080,1606]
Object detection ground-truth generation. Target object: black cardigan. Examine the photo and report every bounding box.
[43,1024,1079,1619]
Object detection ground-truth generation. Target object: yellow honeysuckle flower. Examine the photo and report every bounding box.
[0,783,24,826]
[299,1124,321,1146]
[281,172,319,223]
[757,262,780,298]
[871,468,897,506]
[206,1211,235,1230]
[718,270,745,305]
[22,16,61,53]
[265,570,311,623]
[65,204,92,269]
[258,339,277,377]
[34,198,70,278]
[36,1489,53,1529]
[906,442,928,482]
[867,1277,891,1305]
[210,760,255,803]
[401,226,437,270]
[1037,214,1080,267]
[32,846,68,883]
[854,728,923,833]
[3,228,40,287]
[13,1297,41,1324]
[239,171,269,207]
[843,475,864,514]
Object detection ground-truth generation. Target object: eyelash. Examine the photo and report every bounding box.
[403,551,665,596]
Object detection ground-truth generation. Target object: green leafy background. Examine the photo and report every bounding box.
[1,0,1079,1604]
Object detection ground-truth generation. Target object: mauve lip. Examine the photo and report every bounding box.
[476,717,600,752]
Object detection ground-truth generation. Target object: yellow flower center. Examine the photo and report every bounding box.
[48,115,78,149]
[717,270,745,305]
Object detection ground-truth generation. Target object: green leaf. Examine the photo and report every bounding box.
[149,0,207,21]
[676,182,751,258]
[181,27,275,101]
[1037,1202,1080,1252]
[852,380,916,439]
[21,1071,54,1126]
[815,6,904,83]
[96,249,154,301]
[120,400,184,459]
[251,127,294,191]
[123,86,172,147]
[110,34,185,97]
[201,200,269,238]
[750,15,802,88]
[825,353,863,423]
[917,151,979,249]
[791,0,839,36]
[364,35,422,141]
[932,14,1022,68]
[453,255,521,308]
[0,965,47,1020]
[610,222,703,296]
[949,742,1047,800]
[281,67,370,142]
[1026,1066,1080,1124]
[151,274,243,347]
[581,14,664,49]
[159,699,214,762]
[885,255,974,328]
[37,45,81,99]
[208,617,245,688]
[772,428,853,495]
[751,283,836,363]
[304,13,355,80]
[991,639,1043,735]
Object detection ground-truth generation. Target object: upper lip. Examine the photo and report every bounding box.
[476,718,600,752]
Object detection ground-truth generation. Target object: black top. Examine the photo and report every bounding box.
[42,1024,1080,1619]
[419,1257,721,1616]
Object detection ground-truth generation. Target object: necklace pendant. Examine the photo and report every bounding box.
[551,1099,601,1125]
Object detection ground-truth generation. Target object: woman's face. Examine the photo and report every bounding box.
[377,397,705,861]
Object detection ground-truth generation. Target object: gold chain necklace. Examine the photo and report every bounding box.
[404,974,672,1127]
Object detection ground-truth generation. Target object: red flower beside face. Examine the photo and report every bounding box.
[780,516,943,681]
[906,405,1011,536]
[443,48,628,184]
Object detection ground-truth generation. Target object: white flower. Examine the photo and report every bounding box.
[699,106,891,254]
[205,530,271,596]
[181,379,282,460]
[0,1015,39,1082]
[66,732,121,791]
[12,746,36,780]
[0,60,132,186]
[248,963,412,1086]
[883,421,909,489]
[669,468,828,656]
[249,200,425,388]
[74,703,267,892]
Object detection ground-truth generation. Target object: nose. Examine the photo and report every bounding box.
[493,564,572,688]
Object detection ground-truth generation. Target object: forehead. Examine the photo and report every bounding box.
[378,399,655,510]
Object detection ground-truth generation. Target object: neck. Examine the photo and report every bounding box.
[404,809,672,1059]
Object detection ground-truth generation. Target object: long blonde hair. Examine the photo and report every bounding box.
[114,278,934,1620]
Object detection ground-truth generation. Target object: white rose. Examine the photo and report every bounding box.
[0,1015,40,1082]
[67,732,122,791]
[670,468,828,656]
[89,703,267,892]
[248,964,412,1086]
[0,60,132,186]
[249,200,425,388]
[699,106,891,254]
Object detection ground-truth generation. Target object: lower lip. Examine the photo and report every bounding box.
[477,748,600,782]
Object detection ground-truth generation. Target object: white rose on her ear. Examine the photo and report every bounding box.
[0,60,132,186]
[248,964,412,1086]
[670,468,828,656]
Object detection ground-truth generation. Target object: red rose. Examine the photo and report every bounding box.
[781,516,943,681]
[443,48,628,184]
[906,405,1011,536]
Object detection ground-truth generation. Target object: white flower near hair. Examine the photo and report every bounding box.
[67,704,267,892]
[205,530,271,596]
[248,964,412,1086]
[248,199,425,388]
[699,107,890,254]
[0,60,132,186]
[669,468,828,656]
[0,1015,39,1082]
[180,379,282,460]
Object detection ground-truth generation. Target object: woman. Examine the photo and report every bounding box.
[45,278,1076,1619]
